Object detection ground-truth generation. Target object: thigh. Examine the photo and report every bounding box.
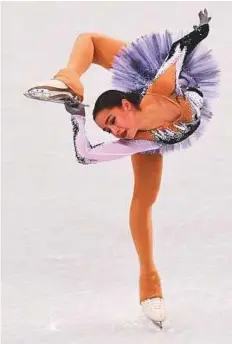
[131,153,163,204]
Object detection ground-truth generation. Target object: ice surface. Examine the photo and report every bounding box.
[2,2,232,343]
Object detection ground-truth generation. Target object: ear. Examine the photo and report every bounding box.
[121,99,132,111]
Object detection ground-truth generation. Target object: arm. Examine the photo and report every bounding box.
[65,101,160,165]
[145,10,210,97]
[167,24,209,62]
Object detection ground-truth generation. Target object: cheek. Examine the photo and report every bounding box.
[117,113,135,128]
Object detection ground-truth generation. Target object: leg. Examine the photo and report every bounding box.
[55,33,126,100]
[24,33,127,102]
[54,33,127,99]
[130,152,163,303]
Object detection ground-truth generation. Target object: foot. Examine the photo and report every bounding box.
[23,79,79,104]
[141,297,166,324]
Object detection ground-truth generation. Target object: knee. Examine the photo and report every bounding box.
[131,190,158,208]
[78,32,99,40]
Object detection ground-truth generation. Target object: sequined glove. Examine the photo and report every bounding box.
[193,9,212,30]
[64,99,86,120]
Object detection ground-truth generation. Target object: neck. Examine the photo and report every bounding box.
[134,107,165,130]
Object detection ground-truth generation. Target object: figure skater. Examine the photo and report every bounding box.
[24,9,220,327]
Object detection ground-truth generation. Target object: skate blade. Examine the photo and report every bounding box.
[23,89,89,107]
[151,319,174,332]
[23,87,77,103]
[151,320,163,329]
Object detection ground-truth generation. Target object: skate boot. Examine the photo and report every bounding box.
[141,297,166,328]
[140,271,166,328]
[23,79,80,104]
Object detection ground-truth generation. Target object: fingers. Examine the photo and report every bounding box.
[198,8,211,25]
[64,100,86,118]
[65,99,80,106]
[198,10,204,21]
[65,99,89,109]
[65,99,82,111]
[194,8,211,30]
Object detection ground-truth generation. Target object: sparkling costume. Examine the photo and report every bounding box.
[68,23,220,164]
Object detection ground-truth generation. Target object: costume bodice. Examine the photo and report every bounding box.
[140,90,202,145]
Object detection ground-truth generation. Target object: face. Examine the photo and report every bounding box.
[94,99,138,139]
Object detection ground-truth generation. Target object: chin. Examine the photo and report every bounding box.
[114,129,137,140]
[125,134,134,140]
[125,129,137,140]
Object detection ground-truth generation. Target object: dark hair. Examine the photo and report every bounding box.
[93,90,142,120]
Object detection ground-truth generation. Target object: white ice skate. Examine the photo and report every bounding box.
[141,297,166,328]
[23,79,80,104]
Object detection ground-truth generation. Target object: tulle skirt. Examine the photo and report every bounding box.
[110,30,220,154]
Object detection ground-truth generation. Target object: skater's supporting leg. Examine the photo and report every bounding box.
[130,153,163,302]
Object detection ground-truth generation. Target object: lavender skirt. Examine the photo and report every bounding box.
[110,30,220,155]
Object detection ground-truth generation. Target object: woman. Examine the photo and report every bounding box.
[24,9,220,326]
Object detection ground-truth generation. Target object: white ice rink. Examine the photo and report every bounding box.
[2,1,232,343]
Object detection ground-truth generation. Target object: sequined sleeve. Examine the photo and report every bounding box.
[71,115,161,164]
[146,24,210,97]
[168,24,209,61]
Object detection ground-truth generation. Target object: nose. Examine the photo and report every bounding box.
[116,128,125,138]
[110,125,124,137]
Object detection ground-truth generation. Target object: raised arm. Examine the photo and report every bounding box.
[145,10,210,98]
[55,33,128,100]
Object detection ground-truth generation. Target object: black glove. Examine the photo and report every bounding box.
[193,9,212,30]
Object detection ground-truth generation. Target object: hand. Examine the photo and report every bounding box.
[64,99,86,117]
[193,9,211,30]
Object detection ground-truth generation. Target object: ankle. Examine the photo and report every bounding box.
[139,269,163,302]
[54,68,84,101]
[139,264,157,277]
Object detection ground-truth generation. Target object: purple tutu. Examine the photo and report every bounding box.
[110,30,220,154]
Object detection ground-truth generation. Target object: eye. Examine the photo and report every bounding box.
[104,128,111,134]
[110,117,116,125]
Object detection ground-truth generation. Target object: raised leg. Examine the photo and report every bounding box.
[24,33,127,102]
[54,32,127,99]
